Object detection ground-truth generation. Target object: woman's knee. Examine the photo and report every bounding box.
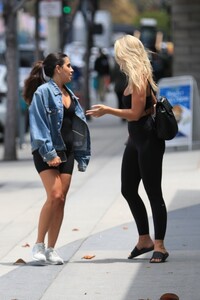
[121,184,136,202]
[49,190,65,207]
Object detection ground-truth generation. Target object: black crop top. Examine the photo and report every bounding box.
[61,100,75,151]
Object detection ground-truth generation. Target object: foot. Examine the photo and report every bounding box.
[128,245,154,259]
[150,251,169,263]
[46,248,64,265]
[32,243,46,263]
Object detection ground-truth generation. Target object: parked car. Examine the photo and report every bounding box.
[0,45,44,141]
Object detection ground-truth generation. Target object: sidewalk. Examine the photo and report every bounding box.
[0,93,200,300]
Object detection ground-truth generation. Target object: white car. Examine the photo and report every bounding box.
[0,65,31,141]
[0,46,44,141]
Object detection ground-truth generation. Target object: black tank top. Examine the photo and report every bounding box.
[123,84,152,110]
[61,100,75,151]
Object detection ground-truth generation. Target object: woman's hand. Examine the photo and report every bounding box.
[47,156,61,167]
[86,105,108,118]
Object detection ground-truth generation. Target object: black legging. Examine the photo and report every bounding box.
[121,116,167,240]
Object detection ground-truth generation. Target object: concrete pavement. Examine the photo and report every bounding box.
[0,93,200,300]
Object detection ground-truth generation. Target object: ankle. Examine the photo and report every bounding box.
[154,240,167,252]
[137,235,154,249]
[138,234,152,242]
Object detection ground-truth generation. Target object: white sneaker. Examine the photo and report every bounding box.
[32,243,46,263]
[46,248,64,265]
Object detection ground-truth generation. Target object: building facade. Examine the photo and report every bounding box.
[172,0,200,93]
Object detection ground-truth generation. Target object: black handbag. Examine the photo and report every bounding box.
[155,96,178,140]
[149,82,178,140]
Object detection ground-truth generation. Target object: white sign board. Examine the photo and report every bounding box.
[158,76,194,150]
[39,1,62,17]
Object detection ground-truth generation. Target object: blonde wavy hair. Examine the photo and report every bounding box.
[114,34,158,93]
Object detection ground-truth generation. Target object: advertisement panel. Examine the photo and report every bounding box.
[158,76,193,149]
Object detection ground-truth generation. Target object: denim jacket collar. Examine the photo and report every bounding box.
[48,79,62,96]
[48,79,78,101]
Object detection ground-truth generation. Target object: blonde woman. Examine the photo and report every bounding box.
[86,35,169,263]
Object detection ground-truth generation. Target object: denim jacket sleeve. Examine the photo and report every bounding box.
[29,90,57,162]
[73,120,91,172]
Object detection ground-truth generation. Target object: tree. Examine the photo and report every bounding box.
[100,0,137,24]
[2,0,28,160]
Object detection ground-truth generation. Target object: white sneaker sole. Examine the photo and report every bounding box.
[46,259,64,265]
[32,256,46,264]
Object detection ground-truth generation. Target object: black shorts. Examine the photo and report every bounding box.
[33,149,74,174]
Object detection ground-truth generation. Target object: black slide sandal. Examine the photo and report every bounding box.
[128,245,154,259]
[150,251,169,263]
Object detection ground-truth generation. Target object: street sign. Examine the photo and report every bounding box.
[39,1,62,17]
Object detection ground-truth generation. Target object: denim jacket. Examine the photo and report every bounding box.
[29,79,91,172]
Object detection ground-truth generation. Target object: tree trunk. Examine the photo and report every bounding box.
[3,0,18,160]
[81,0,99,116]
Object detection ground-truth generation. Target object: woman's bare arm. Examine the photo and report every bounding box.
[86,84,147,121]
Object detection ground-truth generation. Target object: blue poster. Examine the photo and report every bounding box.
[159,85,192,138]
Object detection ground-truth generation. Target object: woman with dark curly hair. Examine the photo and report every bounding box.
[23,52,91,265]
